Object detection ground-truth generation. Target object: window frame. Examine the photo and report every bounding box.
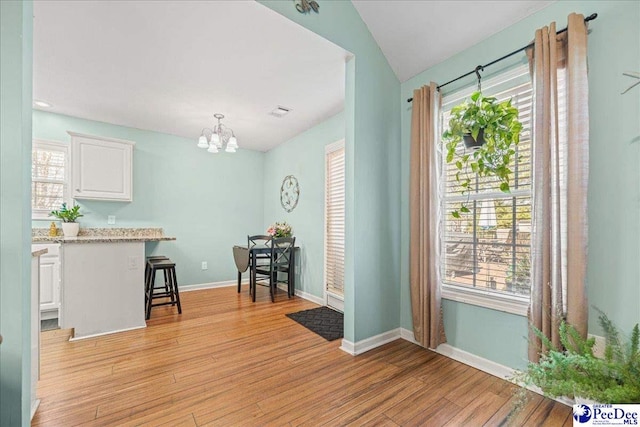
[439,66,533,317]
[32,139,71,220]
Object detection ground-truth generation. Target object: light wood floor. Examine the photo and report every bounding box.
[33,285,571,426]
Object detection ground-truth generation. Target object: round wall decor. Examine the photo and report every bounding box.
[280,175,300,213]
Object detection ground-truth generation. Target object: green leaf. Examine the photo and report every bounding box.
[460,206,470,213]
[455,161,463,170]
[500,182,510,193]
[470,91,481,102]
[451,211,460,219]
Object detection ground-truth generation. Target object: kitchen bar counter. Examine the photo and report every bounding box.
[32,227,175,244]
[31,227,176,340]
[33,235,176,244]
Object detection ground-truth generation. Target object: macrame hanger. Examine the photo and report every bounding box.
[475,65,484,93]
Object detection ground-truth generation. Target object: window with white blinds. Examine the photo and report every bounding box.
[32,140,69,219]
[325,141,345,296]
[441,65,533,311]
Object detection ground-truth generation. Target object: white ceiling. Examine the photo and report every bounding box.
[33,1,349,152]
[352,0,556,82]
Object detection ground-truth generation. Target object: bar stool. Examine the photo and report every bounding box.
[145,256,169,298]
[145,258,182,320]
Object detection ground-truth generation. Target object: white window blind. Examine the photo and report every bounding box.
[32,140,69,219]
[325,142,345,296]
[441,65,533,306]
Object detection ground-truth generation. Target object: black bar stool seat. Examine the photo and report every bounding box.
[145,258,182,320]
[145,256,170,297]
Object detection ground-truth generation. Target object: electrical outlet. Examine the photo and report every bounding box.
[201,261,208,270]
[107,215,116,225]
[128,256,139,270]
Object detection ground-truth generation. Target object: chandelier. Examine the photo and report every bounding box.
[197,113,239,153]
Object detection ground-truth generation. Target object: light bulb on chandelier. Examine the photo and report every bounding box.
[197,113,239,154]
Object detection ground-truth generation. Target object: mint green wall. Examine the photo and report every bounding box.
[400,1,640,369]
[1,0,33,424]
[261,1,401,342]
[263,111,344,299]
[32,110,265,286]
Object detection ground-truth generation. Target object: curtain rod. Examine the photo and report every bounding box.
[407,13,598,103]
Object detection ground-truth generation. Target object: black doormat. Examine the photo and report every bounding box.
[286,306,344,341]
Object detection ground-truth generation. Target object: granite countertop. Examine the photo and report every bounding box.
[32,227,176,244]
[32,248,49,257]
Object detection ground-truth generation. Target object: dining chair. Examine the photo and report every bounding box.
[248,235,273,299]
[254,236,295,302]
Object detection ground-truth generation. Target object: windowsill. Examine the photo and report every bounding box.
[441,284,529,317]
[32,212,54,221]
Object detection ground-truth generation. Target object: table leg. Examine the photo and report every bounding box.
[289,249,295,297]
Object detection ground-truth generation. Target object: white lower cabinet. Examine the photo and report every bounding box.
[32,244,60,319]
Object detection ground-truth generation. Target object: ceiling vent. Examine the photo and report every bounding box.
[269,106,291,118]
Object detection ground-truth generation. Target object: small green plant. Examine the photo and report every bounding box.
[442,91,522,218]
[510,309,640,420]
[50,203,83,223]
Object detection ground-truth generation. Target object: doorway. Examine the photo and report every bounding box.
[325,139,345,312]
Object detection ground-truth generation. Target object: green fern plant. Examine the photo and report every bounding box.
[513,310,640,406]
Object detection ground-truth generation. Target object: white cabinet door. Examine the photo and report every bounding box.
[33,244,61,317]
[69,132,135,201]
[39,257,59,312]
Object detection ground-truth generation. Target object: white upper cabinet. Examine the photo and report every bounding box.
[69,132,135,201]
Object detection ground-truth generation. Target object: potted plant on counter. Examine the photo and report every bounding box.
[511,310,640,419]
[50,203,83,237]
[442,91,522,218]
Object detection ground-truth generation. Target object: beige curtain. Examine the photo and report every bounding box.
[527,13,590,362]
[410,82,445,349]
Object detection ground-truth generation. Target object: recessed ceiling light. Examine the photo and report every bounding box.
[34,100,53,108]
[269,106,291,118]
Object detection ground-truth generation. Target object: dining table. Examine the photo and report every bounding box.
[232,244,298,298]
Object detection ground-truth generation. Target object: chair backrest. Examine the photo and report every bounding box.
[271,237,295,267]
[248,234,273,250]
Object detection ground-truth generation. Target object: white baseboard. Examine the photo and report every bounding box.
[274,283,324,306]
[30,398,40,421]
[434,343,515,380]
[68,324,146,341]
[400,328,572,407]
[180,280,237,292]
[399,327,420,345]
[398,327,515,380]
[295,289,324,306]
[340,328,402,355]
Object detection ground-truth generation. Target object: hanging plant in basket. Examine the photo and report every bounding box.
[442,91,523,218]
